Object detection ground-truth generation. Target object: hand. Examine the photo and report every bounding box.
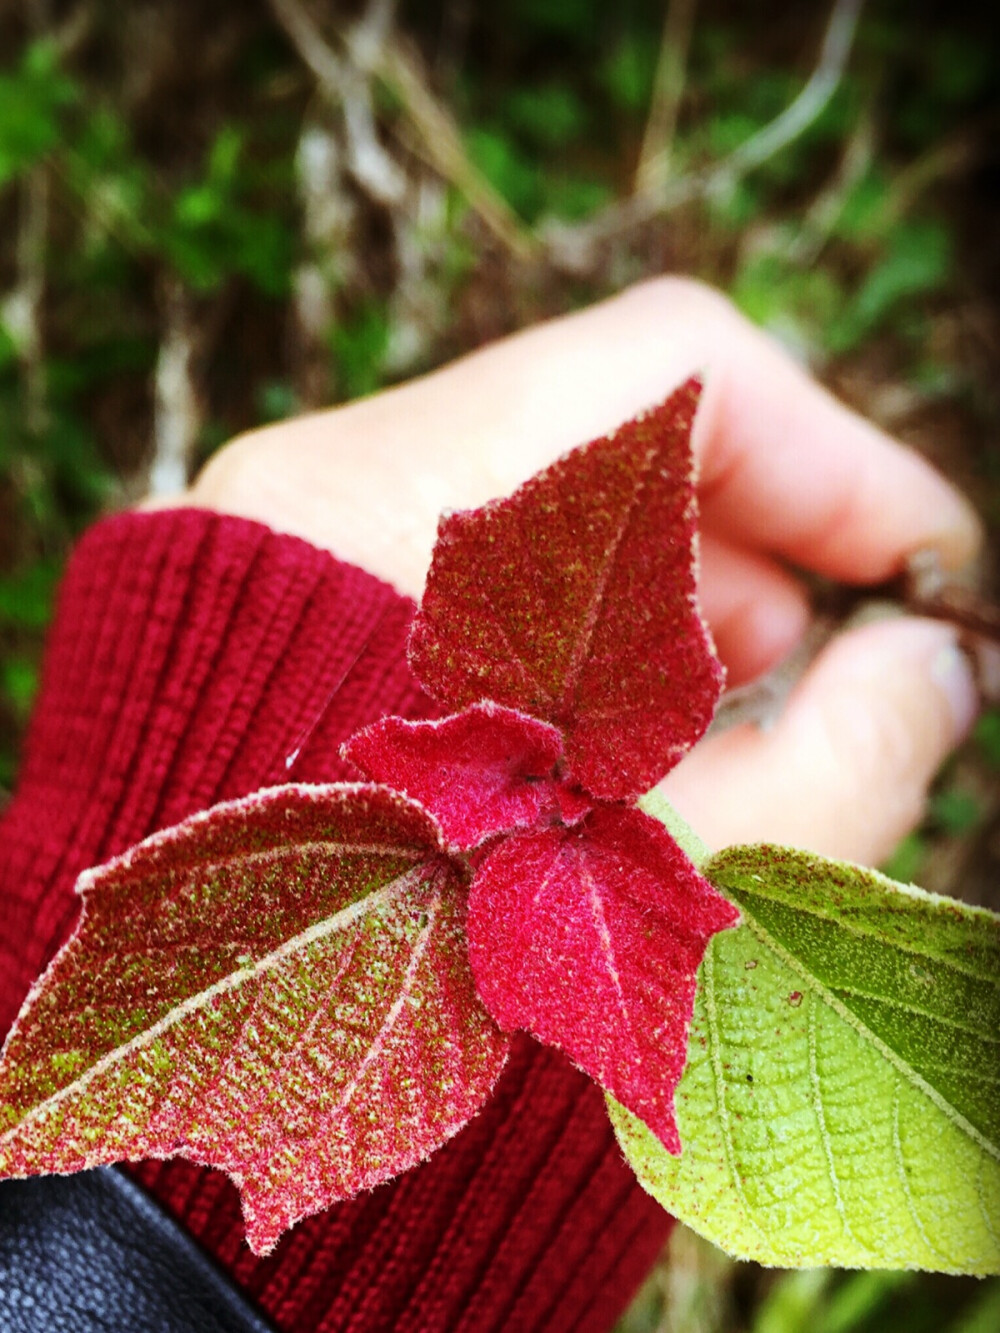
[176,277,983,866]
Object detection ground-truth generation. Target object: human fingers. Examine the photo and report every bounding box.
[656,617,979,866]
[188,276,980,597]
[697,535,810,686]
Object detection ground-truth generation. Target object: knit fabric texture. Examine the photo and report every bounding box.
[0,508,671,1333]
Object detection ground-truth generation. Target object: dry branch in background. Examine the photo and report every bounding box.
[292,119,356,407]
[3,165,48,437]
[633,0,698,200]
[268,0,533,259]
[546,0,867,273]
[148,278,203,497]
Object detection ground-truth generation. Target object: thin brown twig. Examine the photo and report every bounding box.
[267,0,535,258]
[634,0,698,199]
[709,0,864,183]
[545,0,866,273]
[268,0,406,205]
[878,135,977,233]
[52,0,94,58]
[785,107,876,265]
[376,40,538,260]
[292,118,356,407]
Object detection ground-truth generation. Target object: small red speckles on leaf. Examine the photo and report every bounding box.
[1,378,739,1248]
[466,805,738,1151]
[0,784,509,1254]
[344,702,590,850]
[408,376,723,800]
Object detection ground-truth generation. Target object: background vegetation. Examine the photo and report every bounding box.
[0,0,997,1327]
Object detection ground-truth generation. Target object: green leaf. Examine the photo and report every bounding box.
[598,33,657,113]
[504,84,587,150]
[0,322,17,369]
[0,41,77,187]
[1,656,39,721]
[255,379,296,423]
[0,559,61,629]
[329,300,390,401]
[465,126,540,221]
[511,0,596,39]
[543,174,613,222]
[826,220,952,354]
[879,831,926,886]
[610,843,1000,1274]
[929,787,980,835]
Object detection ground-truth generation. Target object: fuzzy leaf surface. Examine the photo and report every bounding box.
[408,376,723,800]
[610,843,1000,1274]
[344,702,589,850]
[0,783,509,1254]
[467,804,738,1150]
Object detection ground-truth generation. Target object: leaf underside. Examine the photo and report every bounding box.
[408,376,723,800]
[467,804,738,1151]
[0,784,510,1254]
[610,843,1000,1275]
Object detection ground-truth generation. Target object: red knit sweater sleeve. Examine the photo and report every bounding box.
[0,508,670,1333]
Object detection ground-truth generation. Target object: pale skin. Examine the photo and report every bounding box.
[162,277,983,867]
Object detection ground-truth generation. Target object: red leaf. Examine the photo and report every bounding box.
[0,784,509,1254]
[408,377,723,799]
[344,702,589,849]
[466,805,738,1151]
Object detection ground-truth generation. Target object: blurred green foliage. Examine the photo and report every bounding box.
[0,41,77,187]
[747,1267,1000,1333]
[975,709,1000,769]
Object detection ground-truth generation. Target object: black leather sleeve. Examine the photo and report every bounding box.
[0,1168,278,1333]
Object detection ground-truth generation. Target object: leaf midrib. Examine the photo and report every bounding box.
[0,862,433,1144]
[557,443,656,713]
[736,900,1000,1165]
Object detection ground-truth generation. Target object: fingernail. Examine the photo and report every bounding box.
[930,636,980,742]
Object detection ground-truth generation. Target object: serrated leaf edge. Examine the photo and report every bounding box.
[554,434,680,716]
[72,780,445,894]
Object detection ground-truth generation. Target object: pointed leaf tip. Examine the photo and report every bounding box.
[466,804,738,1151]
[0,783,509,1253]
[408,376,722,800]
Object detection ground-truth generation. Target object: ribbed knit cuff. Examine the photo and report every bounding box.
[0,507,671,1333]
[1,509,424,1036]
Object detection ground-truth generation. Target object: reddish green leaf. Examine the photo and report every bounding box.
[408,377,723,800]
[344,702,590,850]
[0,783,509,1254]
[466,804,739,1151]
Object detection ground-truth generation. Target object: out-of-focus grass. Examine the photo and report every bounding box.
[618,1228,1000,1333]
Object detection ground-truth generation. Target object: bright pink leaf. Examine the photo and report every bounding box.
[344,702,590,849]
[408,377,724,800]
[466,804,738,1151]
[0,783,509,1254]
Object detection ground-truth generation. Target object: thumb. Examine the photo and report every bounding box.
[658,618,979,867]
